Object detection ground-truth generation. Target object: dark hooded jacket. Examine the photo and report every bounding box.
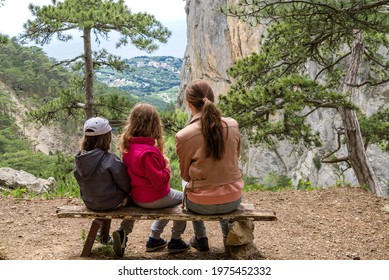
[74,149,130,211]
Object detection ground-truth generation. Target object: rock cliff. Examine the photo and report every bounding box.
[178,0,263,106]
[179,0,389,194]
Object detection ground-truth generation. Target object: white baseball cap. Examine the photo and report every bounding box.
[83,117,112,136]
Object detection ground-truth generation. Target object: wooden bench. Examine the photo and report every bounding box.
[56,203,277,258]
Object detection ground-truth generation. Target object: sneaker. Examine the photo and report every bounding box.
[146,237,167,252]
[113,229,127,257]
[167,238,190,254]
[190,235,209,252]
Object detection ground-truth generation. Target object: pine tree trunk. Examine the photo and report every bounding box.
[83,27,94,119]
[339,30,384,196]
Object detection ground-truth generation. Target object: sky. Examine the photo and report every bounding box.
[0,0,187,60]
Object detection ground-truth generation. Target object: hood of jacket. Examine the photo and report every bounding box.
[74,149,106,179]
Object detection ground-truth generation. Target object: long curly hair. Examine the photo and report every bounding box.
[118,103,164,154]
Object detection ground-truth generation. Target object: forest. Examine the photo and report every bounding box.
[0,36,187,198]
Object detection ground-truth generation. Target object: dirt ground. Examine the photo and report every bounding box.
[0,186,388,260]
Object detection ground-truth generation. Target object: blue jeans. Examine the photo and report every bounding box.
[186,198,242,238]
[134,189,186,240]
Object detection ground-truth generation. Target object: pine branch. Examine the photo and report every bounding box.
[51,55,84,67]
[321,126,349,164]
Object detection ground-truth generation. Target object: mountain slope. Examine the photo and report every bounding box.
[0,82,78,155]
[95,56,182,106]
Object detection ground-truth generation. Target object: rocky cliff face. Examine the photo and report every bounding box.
[178,0,263,106]
[179,0,389,194]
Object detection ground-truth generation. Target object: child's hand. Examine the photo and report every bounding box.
[163,155,171,170]
[163,154,170,163]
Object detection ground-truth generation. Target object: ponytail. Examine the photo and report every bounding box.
[185,80,225,160]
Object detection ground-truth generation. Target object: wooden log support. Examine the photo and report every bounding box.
[81,219,103,257]
[99,219,111,244]
[56,203,277,258]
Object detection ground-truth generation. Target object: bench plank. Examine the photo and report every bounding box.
[57,203,276,257]
[57,204,277,221]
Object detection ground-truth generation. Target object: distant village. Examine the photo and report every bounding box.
[95,56,182,104]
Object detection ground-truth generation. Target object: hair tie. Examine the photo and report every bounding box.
[202,97,208,103]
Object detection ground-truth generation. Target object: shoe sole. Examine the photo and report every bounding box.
[113,231,125,257]
[190,236,209,252]
[190,243,209,252]
[168,246,191,254]
[146,243,167,252]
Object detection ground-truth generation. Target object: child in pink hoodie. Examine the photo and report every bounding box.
[119,103,189,254]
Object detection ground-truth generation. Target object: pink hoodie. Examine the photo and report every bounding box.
[122,137,170,203]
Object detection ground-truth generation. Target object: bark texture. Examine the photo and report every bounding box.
[339,30,383,196]
[83,27,94,119]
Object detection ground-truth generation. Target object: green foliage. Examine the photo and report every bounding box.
[97,56,181,94]
[141,95,171,111]
[0,0,185,198]
[81,228,87,243]
[162,109,193,191]
[297,179,320,191]
[220,69,353,147]
[0,127,29,153]
[160,109,189,134]
[1,38,181,125]
[24,72,139,126]
[0,149,79,199]
[0,38,185,200]
[0,34,8,45]
[313,154,322,171]
[0,152,79,198]
[0,110,78,198]
[94,88,138,123]
[359,108,389,151]
[220,0,389,158]
[43,176,80,199]
[26,79,85,124]
[0,39,70,99]
[23,0,171,51]
[21,0,172,119]
[243,173,292,192]
[0,103,30,153]
[164,134,182,191]
[242,173,321,191]
[95,56,182,111]
[0,150,70,180]
[263,171,291,189]
[1,187,28,198]
[335,176,352,188]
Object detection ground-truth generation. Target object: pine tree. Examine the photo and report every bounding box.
[220,0,389,196]
[20,0,171,119]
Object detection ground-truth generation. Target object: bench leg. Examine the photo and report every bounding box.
[81,219,111,257]
[100,219,112,244]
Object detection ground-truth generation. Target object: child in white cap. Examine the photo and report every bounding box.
[74,117,134,257]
